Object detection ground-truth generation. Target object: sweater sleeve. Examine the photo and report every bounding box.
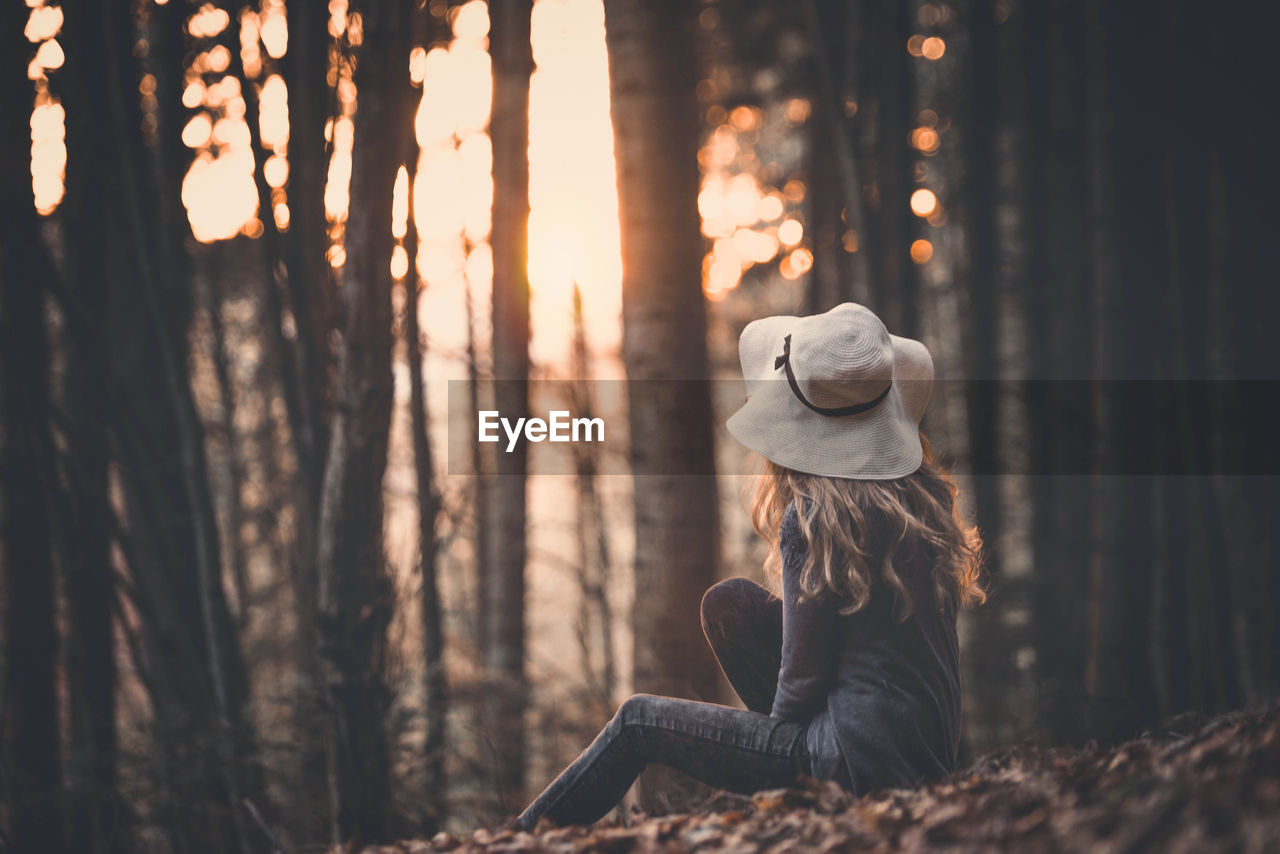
[770,501,839,722]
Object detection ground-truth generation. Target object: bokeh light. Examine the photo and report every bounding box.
[27,0,66,212]
[778,218,803,247]
[391,165,409,241]
[697,99,808,300]
[188,4,230,39]
[34,39,64,71]
[910,238,933,264]
[784,97,811,124]
[24,4,63,41]
[911,126,940,154]
[260,0,287,59]
[910,188,938,217]
[30,99,65,214]
[391,244,409,280]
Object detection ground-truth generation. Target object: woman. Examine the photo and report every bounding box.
[515,302,985,830]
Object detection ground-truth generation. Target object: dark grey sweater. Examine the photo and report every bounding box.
[769,501,962,795]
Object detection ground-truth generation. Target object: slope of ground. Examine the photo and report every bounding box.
[363,705,1280,853]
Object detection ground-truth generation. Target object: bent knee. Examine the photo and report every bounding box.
[701,576,762,638]
[616,692,661,727]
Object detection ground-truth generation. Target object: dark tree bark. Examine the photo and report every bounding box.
[209,2,291,634]
[314,0,414,843]
[282,0,337,497]
[1096,0,1182,735]
[198,247,252,629]
[405,5,448,832]
[960,0,1017,753]
[0,12,64,851]
[1008,0,1280,744]
[1020,0,1094,746]
[571,284,618,720]
[801,0,870,310]
[1080,0,1157,743]
[212,8,332,834]
[0,247,65,854]
[60,303,121,854]
[61,387,120,854]
[803,0,917,330]
[877,0,919,336]
[23,12,121,854]
[1103,0,1278,727]
[603,0,723,814]
[60,2,261,851]
[406,206,448,834]
[486,0,534,812]
[214,0,329,501]
[279,12,337,819]
[804,75,844,314]
[465,255,492,662]
[1203,0,1279,709]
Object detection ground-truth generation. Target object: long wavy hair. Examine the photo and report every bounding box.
[749,434,985,619]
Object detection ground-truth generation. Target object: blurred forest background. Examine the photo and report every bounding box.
[2,0,1278,851]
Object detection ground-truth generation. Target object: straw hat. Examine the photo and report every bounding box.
[726,302,934,480]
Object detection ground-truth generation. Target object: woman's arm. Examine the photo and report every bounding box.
[770,501,839,722]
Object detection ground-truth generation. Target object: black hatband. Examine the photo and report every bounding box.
[773,334,891,417]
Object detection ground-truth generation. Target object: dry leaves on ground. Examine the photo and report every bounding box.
[359,705,1280,853]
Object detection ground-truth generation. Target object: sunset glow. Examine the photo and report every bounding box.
[527,0,622,364]
[27,0,797,357]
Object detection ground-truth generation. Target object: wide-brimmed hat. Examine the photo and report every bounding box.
[726,302,934,480]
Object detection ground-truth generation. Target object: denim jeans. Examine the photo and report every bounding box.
[516,577,817,830]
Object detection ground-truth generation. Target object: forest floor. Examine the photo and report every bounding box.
[360,704,1280,853]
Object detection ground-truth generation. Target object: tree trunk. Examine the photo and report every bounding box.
[486,0,534,813]
[61,290,121,854]
[61,2,261,851]
[404,11,448,815]
[1102,0,1192,731]
[0,12,64,848]
[571,284,618,719]
[960,0,1016,753]
[465,258,492,660]
[278,10,338,832]
[29,8,120,852]
[198,247,253,629]
[1081,0,1158,743]
[805,89,843,314]
[0,240,65,854]
[879,0,919,336]
[1203,0,1279,709]
[603,0,723,814]
[801,0,871,309]
[408,253,448,834]
[283,0,337,497]
[211,12,333,830]
[314,0,414,843]
[1021,0,1094,746]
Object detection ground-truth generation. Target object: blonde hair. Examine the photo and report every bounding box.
[749,434,985,619]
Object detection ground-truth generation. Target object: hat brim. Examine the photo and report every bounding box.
[726,316,934,480]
